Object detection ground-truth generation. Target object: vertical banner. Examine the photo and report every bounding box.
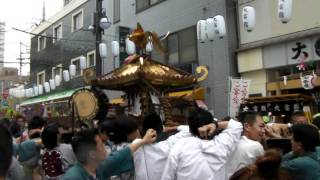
[229,78,251,118]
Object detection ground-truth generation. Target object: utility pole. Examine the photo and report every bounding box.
[19,42,23,79]
[17,42,30,81]
[95,0,103,77]
[42,0,46,23]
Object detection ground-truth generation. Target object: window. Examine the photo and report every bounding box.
[152,26,198,66]
[114,0,120,23]
[37,71,46,85]
[87,50,96,67]
[179,27,197,64]
[64,0,72,6]
[9,71,15,76]
[72,9,83,32]
[53,23,63,43]
[136,0,165,12]
[151,38,166,64]
[168,34,179,65]
[38,34,46,51]
[52,64,62,78]
[8,81,13,87]
[71,57,82,77]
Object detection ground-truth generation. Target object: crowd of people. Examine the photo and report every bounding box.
[0,108,320,180]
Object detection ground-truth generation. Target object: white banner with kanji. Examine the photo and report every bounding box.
[229,79,251,118]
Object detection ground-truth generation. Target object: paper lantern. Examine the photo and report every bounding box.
[16,90,20,98]
[33,86,39,96]
[55,75,62,87]
[99,43,107,58]
[63,70,70,82]
[213,15,226,39]
[80,55,87,70]
[197,20,207,43]
[69,64,76,77]
[126,38,136,55]
[8,89,12,96]
[301,75,315,90]
[242,6,255,32]
[10,89,15,97]
[49,79,56,90]
[15,90,20,98]
[27,88,33,97]
[278,0,292,24]
[205,18,215,41]
[30,88,34,97]
[12,89,18,97]
[14,90,18,97]
[44,82,50,93]
[25,89,29,97]
[38,84,44,95]
[20,89,26,98]
[11,89,15,97]
[111,41,120,57]
[146,41,153,53]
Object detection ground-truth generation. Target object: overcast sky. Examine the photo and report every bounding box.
[0,0,63,75]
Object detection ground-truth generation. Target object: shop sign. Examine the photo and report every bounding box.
[287,38,312,65]
[240,102,303,115]
[286,36,320,65]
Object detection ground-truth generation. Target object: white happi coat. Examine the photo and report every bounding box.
[225,136,264,179]
[134,126,191,180]
[161,119,243,180]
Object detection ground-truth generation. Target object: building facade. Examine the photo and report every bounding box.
[29,0,96,92]
[102,0,239,118]
[0,67,19,93]
[0,67,29,110]
[0,22,5,68]
[236,0,320,97]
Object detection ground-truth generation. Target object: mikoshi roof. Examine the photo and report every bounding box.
[91,56,198,90]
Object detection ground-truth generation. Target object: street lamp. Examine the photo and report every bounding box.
[99,16,111,30]
[94,0,111,77]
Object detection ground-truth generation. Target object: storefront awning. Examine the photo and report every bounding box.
[20,88,81,106]
[168,87,205,100]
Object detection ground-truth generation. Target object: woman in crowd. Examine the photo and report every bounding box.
[41,123,76,179]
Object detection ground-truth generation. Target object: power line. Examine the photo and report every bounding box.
[0,30,15,33]
[0,61,29,64]
[34,18,90,33]
[12,27,96,43]
[18,18,118,39]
